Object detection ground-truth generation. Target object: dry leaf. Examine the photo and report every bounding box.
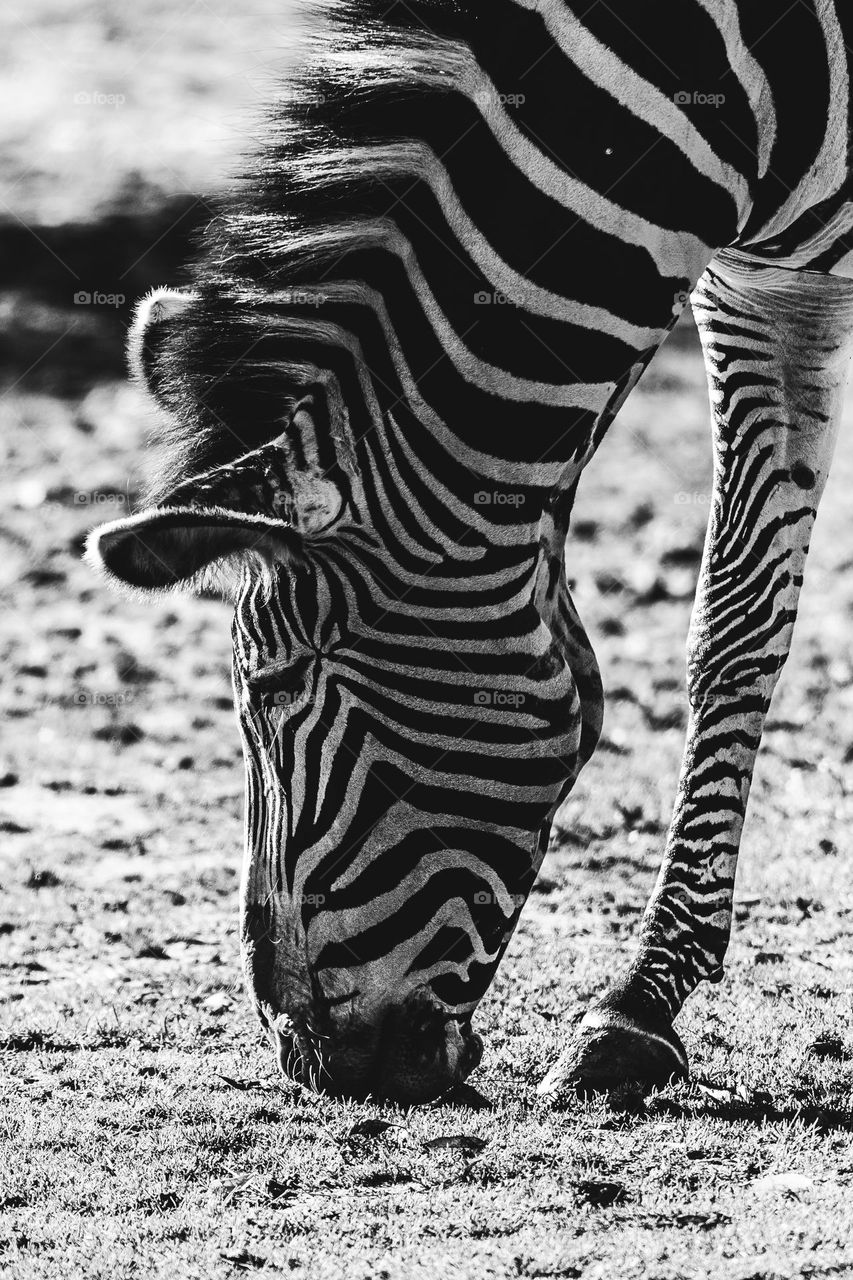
[346,1118,399,1140]
[212,1171,257,1204]
[215,1074,259,1091]
[423,1134,487,1155]
[695,1079,745,1104]
[575,1179,628,1207]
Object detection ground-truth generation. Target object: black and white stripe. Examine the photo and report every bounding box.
[90,0,853,1099]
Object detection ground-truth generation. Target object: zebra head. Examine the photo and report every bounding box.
[88,287,590,1102]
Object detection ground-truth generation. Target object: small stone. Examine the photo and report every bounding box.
[93,723,144,746]
[15,478,47,509]
[751,1172,812,1196]
[26,868,61,889]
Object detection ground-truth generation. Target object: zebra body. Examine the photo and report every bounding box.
[90,0,853,1100]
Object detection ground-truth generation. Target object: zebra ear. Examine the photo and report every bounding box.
[128,286,198,408]
[86,505,297,593]
[85,419,344,592]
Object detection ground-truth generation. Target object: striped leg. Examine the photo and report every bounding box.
[541,256,853,1099]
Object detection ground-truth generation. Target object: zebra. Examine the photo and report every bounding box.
[87,0,853,1103]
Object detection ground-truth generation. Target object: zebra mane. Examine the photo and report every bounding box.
[140,0,478,504]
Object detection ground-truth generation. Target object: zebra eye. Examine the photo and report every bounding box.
[246,655,314,705]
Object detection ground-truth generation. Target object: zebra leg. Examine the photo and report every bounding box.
[544,485,605,770]
[540,257,853,1099]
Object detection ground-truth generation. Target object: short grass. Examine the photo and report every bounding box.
[4,4,853,1275]
[3,342,853,1279]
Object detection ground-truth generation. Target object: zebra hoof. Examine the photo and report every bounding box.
[537,1008,689,1103]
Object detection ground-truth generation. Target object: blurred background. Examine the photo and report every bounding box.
[0,1,303,1034]
[3,0,853,1069]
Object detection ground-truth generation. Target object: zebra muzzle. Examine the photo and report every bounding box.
[265,996,484,1103]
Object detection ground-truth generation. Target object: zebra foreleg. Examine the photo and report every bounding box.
[540,257,853,1100]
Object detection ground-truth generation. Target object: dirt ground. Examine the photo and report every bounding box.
[3,5,853,1279]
